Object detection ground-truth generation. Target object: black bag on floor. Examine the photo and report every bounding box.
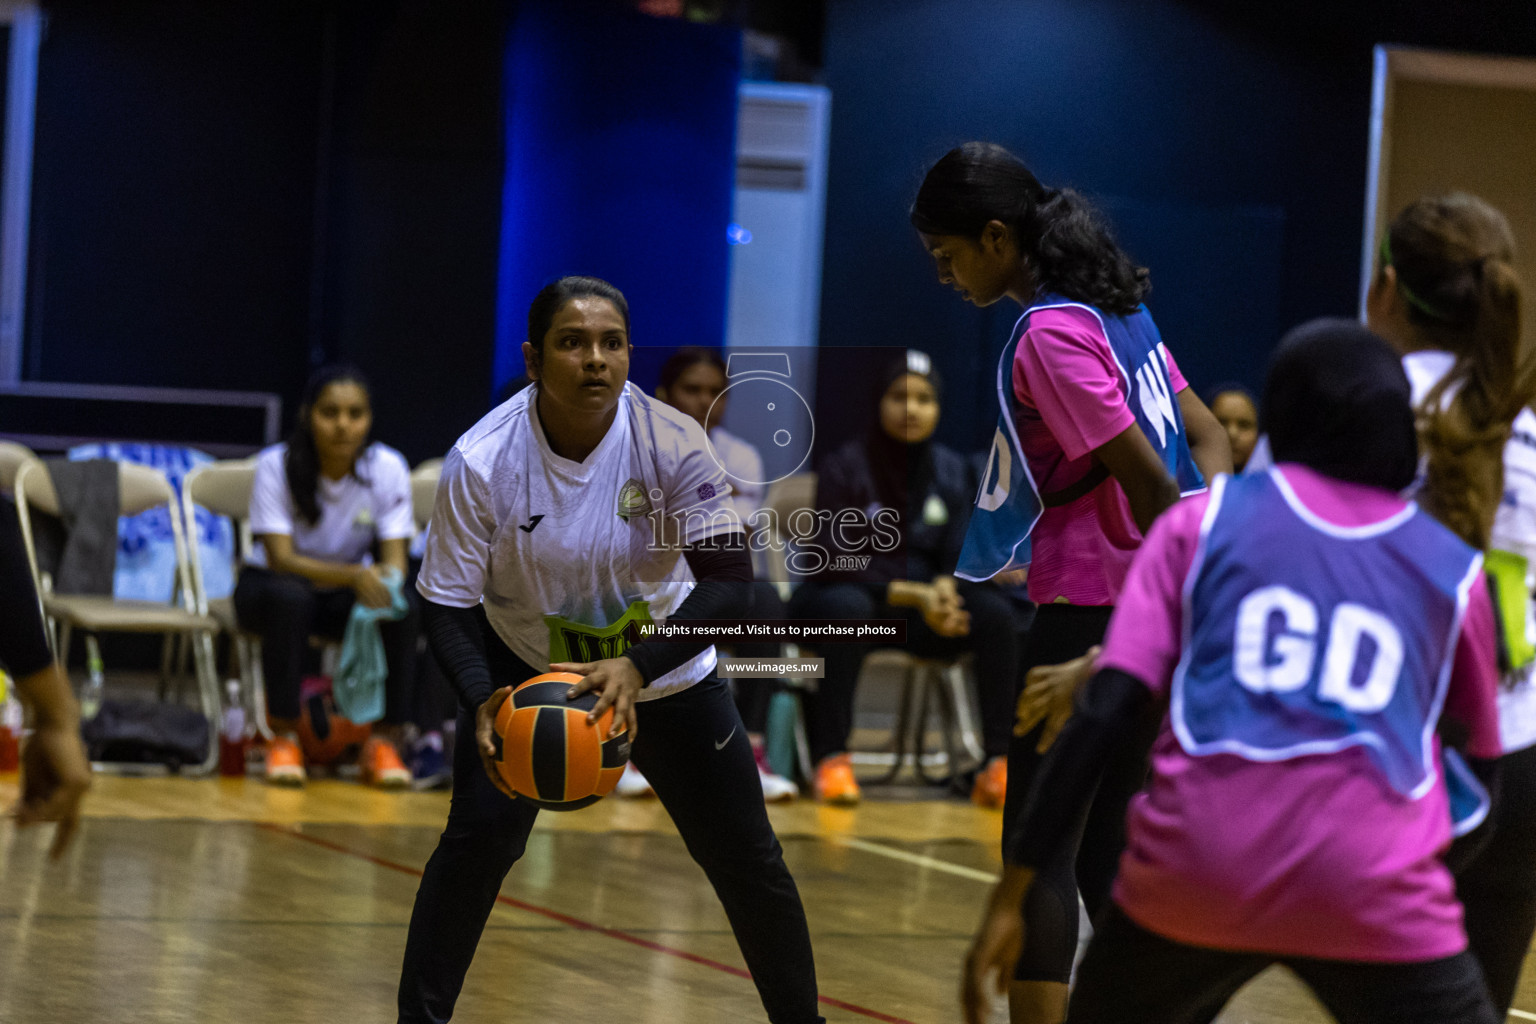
[81,698,209,768]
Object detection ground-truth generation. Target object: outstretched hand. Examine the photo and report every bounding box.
[13,720,92,860]
[1014,646,1100,754]
[475,685,517,799]
[551,657,643,743]
[10,663,92,860]
[961,866,1035,1024]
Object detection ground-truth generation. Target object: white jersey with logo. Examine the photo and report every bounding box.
[417,383,739,698]
[248,441,414,568]
[1405,348,1536,753]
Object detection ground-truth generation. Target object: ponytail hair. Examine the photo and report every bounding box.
[285,364,372,527]
[1383,193,1531,549]
[910,142,1149,315]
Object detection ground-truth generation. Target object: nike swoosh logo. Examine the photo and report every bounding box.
[714,727,737,751]
[519,515,545,533]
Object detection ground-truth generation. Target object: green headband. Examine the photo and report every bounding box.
[1379,232,1454,322]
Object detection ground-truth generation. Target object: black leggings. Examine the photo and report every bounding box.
[1456,739,1536,1014]
[788,580,1021,762]
[1067,904,1498,1024]
[396,634,824,1024]
[1003,603,1160,984]
[232,566,419,725]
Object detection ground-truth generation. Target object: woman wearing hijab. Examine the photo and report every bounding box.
[788,350,1022,807]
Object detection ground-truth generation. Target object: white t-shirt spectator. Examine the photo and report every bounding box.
[417,383,739,698]
[248,441,415,568]
[708,425,765,524]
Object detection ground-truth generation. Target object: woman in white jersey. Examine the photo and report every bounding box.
[1366,193,1536,1016]
[397,277,823,1024]
[234,365,418,788]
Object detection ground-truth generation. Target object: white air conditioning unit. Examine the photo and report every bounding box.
[722,82,830,456]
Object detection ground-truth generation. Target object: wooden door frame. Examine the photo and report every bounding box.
[1362,46,1536,317]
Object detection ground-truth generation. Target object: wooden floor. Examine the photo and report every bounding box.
[0,773,1531,1024]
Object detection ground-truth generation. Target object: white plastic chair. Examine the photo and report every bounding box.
[14,459,222,774]
[410,458,443,533]
[182,458,273,741]
[0,439,37,495]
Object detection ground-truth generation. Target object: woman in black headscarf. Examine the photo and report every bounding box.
[789,351,1024,806]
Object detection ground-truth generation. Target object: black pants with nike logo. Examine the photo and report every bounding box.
[396,635,825,1024]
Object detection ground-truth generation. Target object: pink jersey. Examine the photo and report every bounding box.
[1098,463,1500,962]
[1011,305,1190,605]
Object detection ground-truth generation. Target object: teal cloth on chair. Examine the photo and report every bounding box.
[334,569,408,725]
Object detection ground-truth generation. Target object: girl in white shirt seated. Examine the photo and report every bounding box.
[233,365,419,787]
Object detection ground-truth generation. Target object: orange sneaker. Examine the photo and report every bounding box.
[813,753,861,806]
[362,737,411,790]
[971,756,1007,810]
[264,735,306,787]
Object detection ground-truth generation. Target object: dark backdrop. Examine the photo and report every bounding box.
[22,0,1536,462]
[816,0,1536,458]
[24,0,509,463]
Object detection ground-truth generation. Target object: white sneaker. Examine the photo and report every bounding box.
[615,763,655,798]
[758,766,798,803]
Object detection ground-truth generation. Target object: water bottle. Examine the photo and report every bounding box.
[219,679,248,777]
[80,636,106,721]
[0,683,20,772]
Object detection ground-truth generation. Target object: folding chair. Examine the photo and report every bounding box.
[761,471,816,601]
[181,458,274,742]
[856,650,986,787]
[0,440,37,495]
[763,471,986,787]
[410,458,443,533]
[13,459,222,774]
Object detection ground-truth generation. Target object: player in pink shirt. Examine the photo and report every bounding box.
[912,142,1231,1022]
[962,319,1503,1024]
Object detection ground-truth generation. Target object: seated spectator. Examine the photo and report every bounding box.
[643,346,797,801]
[1206,383,1259,473]
[233,365,420,787]
[790,351,1022,807]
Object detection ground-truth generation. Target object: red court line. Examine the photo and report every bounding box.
[258,823,918,1024]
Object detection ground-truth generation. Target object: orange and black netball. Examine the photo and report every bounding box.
[492,672,631,810]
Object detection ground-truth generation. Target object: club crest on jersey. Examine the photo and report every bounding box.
[616,478,652,521]
[697,482,716,501]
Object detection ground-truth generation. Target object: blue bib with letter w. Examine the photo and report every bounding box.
[956,296,1204,581]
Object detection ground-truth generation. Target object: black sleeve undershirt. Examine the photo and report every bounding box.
[422,600,495,710]
[421,537,753,710]
[0,498,54,678]
[1007,667,1152,868]
[622,539,753,684]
